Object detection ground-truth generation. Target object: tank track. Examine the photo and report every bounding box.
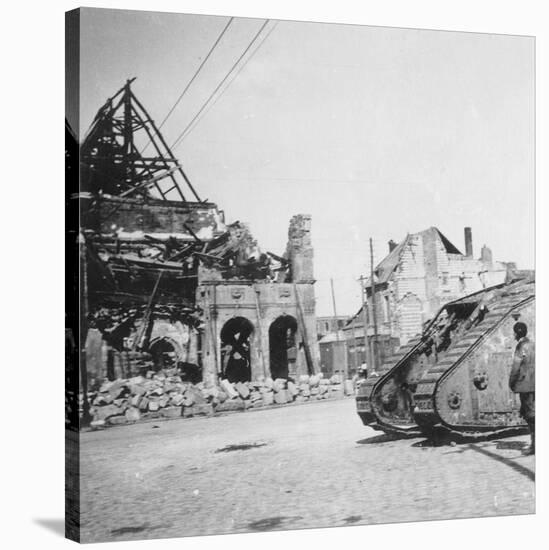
[355,336,423,432]
[414,283,534,435]
[356,285,501,435]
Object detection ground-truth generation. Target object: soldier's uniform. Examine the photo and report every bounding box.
[509,335,535,452]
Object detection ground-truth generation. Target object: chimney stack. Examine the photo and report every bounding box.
[388,239,397,253]
[464,227,473,257]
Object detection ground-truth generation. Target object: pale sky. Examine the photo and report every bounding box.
[78,8,534,316]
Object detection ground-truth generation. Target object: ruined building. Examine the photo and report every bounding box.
[70,81,320,391]
[344,226,515,367]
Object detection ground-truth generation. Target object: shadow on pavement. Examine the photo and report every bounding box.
[357,432,418,445]
[468,443,535,481]
[412,427,529,448]
[247,515,303,531]
[33,518,65,537]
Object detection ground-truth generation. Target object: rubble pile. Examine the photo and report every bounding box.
[85,369,355,428]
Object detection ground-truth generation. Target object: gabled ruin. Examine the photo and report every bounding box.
[74,81,320,394]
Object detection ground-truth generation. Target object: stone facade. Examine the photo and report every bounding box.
[197,281,319,383]
[83,194,320,386]
[197,214,320,384]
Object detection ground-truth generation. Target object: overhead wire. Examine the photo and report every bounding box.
[176,20,279,146]
[140,16,234,155]
[170,19,271,150]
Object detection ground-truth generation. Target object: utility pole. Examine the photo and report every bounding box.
[351,314,358,374]
[359,276,373,372]
[330,278,347,382]
[370,238,379,372]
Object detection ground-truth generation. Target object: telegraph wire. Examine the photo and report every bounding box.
[140,16,234,154]
[171,19,271,150]
[178,20,279,145]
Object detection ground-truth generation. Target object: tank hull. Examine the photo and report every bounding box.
[355,277,535,437]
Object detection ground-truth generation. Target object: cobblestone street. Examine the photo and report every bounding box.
[79,398,535,543]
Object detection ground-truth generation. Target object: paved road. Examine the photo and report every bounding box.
[79,398,535,543]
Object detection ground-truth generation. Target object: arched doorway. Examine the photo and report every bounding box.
[269,315,298,380]
[149,337,177,371]
[220,317,254,383]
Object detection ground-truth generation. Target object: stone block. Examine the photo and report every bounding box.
[299,384,311,397]
[148,401,160,412]
[182,392,195,407]
[130,395,142,408]
[182,407,194,418]
[274,390,288,404]
[309,375,321,387]
[93,394,113,406]
[298,375,310,384]
[330,374,342,384]
[235,382,250,399]
[90,419,106,429]
[138,397,149,411]
[107,415,127,426]
[161,406,182,418]
[217,390,228,403]
[215,399,245,412]
[99,380,115,393]
[319,385,328,394]
[262,392,274,406]
[220,379,239,399]
[171,394,185,406]
[330,383,343,392]
[149,387,164,396]
[310,387,320,395]
[273,378,287,392]
[263,377,274,390]
[109,384,128,400]
[287,381,299,397]
[207,386,220,399]
[250,391,263,402]
[125,407,141,422]
[319,378,330,386]
[164,383,177,394]
[94,404,122,421]
[158,396,170,408]
[191,387,207,404]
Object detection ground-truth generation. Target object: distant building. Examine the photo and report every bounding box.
[344,227,513,367]
[316,316,350,340]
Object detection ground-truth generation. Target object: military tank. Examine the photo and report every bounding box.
[356,276,534,437]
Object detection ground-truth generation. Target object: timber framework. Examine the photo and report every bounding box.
[69,80,321,407]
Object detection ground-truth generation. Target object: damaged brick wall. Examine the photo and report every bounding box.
[83,195,225,240]
[197,214,320,385]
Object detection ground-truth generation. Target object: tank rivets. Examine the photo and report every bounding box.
[448,391,462,409]
[473,373,488,390]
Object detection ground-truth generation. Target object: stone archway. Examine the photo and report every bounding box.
[148,337,179,371]
[269,315,298,380]
[220,317,254,383]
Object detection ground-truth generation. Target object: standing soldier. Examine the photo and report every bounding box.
[509,322,535,455]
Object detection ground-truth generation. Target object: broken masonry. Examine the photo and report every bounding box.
[72,80,321,394]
